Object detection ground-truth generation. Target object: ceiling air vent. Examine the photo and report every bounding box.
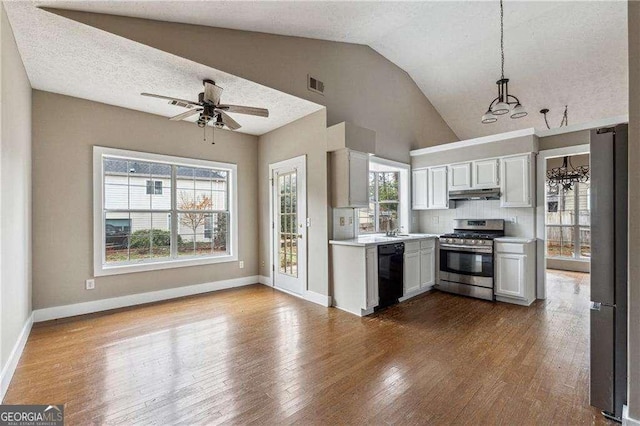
[307,75,325,95]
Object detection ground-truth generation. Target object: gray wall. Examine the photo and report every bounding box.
[627,0,640,420]
[0,4,32,372]
[43,9,458,163]
[258,110,329,296]
[32,91,259,309]
[538,130,590,151]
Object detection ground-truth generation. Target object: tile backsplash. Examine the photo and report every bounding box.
[418,200,535,237]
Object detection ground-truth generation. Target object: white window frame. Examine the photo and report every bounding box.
[93,146,238,276]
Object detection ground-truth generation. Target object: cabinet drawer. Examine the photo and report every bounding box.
[405,241,420,252]
[420,239,436,249]
[495,243,525,254]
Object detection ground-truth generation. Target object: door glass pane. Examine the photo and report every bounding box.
[278,171,298,277]
[546,226,575,258]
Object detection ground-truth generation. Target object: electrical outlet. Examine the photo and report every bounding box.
[432,216,440,224]
[239,260,245,269]
[85,279,95,290]
[348,216,353,225]
[261,260,265,267]
[339,216,345,226]
[509,217,518,224]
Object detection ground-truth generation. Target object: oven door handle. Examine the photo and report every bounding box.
[439,244,493,254]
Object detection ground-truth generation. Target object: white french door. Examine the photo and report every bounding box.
[270,156,307,295]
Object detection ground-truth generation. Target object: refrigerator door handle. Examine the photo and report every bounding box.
[590,301,616,311]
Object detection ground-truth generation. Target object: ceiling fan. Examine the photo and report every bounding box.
[141,79,269,131]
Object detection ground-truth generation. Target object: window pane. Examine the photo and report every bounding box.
[128,213,154,260]
[104,158,130,210]
[546,226,575,258]
[378,172,399,201]
[378,203,399,233]
[213,212,229,255]
[580,227,591,258]
[358,205,375,233]
[151,213,171,259]
[105,213,131,263]
[369,173,376,201]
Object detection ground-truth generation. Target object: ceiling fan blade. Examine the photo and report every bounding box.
[141,92,199,106]
[204,82,223,105]
[170,109,202,121]
[218,104,269,117]
[220,111,241,130]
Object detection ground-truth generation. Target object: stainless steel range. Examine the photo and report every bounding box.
[436,219,505,301]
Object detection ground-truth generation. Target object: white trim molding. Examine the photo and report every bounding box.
[624,405,640,426]
[1,312,33,402]
[33,276,259,322]
[259,275,272,286]
[304,290,332,307]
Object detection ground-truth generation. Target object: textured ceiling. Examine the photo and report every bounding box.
[5,1,628,140]
[3,2,323,136]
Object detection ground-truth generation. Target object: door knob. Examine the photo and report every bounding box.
[298,234,303,239]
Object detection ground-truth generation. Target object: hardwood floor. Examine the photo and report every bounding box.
[5,270,610,425]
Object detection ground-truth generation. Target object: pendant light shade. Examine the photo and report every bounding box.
[481,110,498,124]
[510,103,528,119]
[492,101,510,115]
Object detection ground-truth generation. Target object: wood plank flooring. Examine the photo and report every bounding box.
[4,270,611,425]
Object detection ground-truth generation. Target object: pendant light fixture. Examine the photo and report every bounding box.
[481,0,527,124]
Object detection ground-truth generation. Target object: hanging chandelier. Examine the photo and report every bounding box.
[546,156,589,193]
[481,0,527,124]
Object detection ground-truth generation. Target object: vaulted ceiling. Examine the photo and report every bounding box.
[5,1,628,140]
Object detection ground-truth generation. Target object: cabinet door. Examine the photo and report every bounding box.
[473,159,500,188]
[448,162,472,190]
[420,247,435,288]
[428,166,449,209]
[365,247,379,309]
[500,154,532,207]
[495,253,526,298]
[349,151,370,207]
[412,169,429,210]
[404,250,421,294]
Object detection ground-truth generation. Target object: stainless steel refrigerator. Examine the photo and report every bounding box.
[590,124,628,421]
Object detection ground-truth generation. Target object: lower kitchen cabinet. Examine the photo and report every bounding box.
[404,250,421,294]
[365,246,379,310]
[420,245,436,287]
[494,240,536,305]
[403,239,436,299]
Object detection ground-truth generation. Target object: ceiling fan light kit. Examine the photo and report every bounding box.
[481,0,528,124]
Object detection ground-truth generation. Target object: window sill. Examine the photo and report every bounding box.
[95,254,238,277]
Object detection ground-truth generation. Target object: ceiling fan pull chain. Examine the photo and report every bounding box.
[211,124,215,145]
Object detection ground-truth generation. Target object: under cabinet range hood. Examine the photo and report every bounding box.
[449,188,501,201]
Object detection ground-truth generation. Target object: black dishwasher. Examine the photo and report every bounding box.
[377,243,404,309]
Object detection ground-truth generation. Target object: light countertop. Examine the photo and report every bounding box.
[330,233,439,247]
[495,237,537,244]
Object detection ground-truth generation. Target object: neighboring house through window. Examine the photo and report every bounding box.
[94,146,238,276]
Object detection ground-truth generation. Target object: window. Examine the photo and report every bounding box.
[146,180,163,195]
[546,181,590,259]
[359,171,400,234]
[93,147,237,276]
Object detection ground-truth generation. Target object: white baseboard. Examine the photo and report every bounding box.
[304,290,332,307]
[399,284,434,302]
[259,275,272,286]
[624,405,640,426]
[1,312,33,402]
[33,275,260,322]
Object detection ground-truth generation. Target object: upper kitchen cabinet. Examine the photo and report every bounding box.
[448,162,472,190]
[412,166,448,210]
[412,169,429,210]
[428,166,449,209]
[500,153,534,207]
[473,158,500,188]
[330,149,370,208]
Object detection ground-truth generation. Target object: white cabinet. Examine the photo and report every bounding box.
[448,162,472,190]
[473,158,500,188]
[330,149,369,208]
[420,244,436,288]
[412,169,429,210]
[412,167,448,210]
[500,153,534,207]
[404,250,421,295]
[494,240,536,306]
[365,247,379,309]
[428,166,449,209]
